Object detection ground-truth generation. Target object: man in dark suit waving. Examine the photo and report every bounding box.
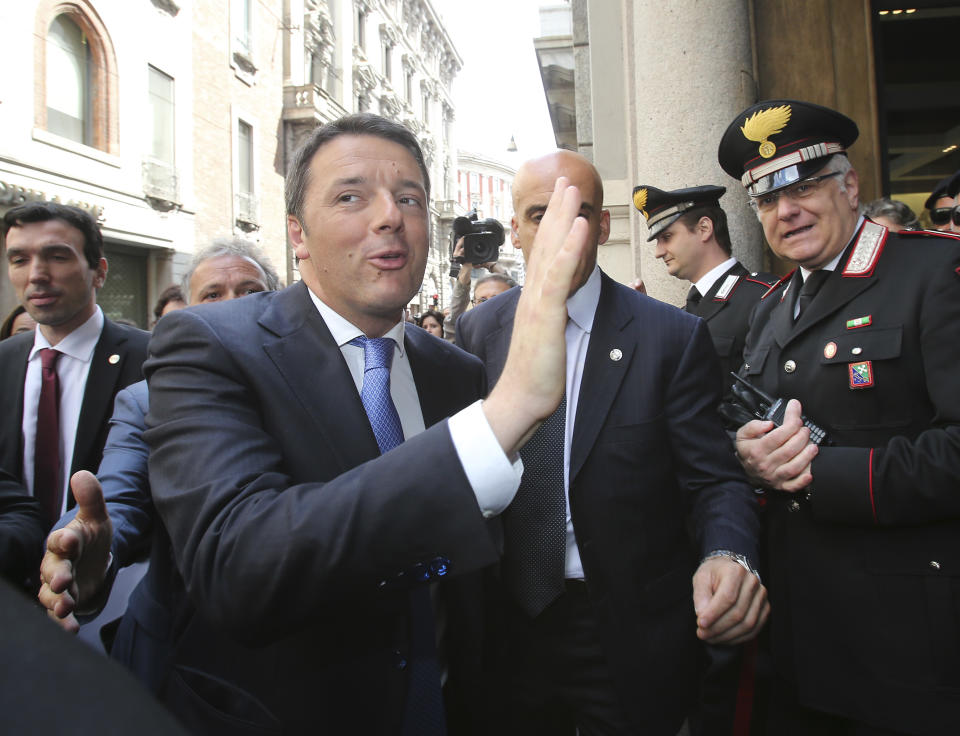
[132,114,593,734]
[0,203,148,587]
[456,150,767,735]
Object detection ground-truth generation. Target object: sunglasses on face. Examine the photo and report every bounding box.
[930,206,960,227]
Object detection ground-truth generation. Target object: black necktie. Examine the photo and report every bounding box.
[503,395,567,618]
[685,286,702,313]
[795,270,830,322]
[349,336,446,736]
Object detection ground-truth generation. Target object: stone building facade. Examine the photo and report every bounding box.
[0,0,462,325]
[535,0,960,306]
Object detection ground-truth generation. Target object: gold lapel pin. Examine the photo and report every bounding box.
[609,348,622,362]
[108,354,120,365]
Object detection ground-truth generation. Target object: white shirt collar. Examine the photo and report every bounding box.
[800,215,864,282]
[566,265,601,333]
[29,306,104,362]
[306,286,407,357]
[693,257,737,297]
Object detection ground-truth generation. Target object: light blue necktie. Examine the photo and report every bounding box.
[349,335,446,735]
[349,336,404,453]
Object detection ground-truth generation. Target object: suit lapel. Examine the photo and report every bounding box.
[695,262,746,322]
[771,270,801,348]
[0,335,33,475]
[73,320,130,475]
[792,267,875,338]
[570,274,635,481]
[482,290,520,388]
[772,249,876,348]
[260,283,380,473]
[406,329,451,428]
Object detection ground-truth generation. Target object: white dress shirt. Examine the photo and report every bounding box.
[560,265,602,580]
[792,218,858,318]
[692,256,738,299]
[22,306,104,514]
[308,291,521,516]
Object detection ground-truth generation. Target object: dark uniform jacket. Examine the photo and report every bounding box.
[738,219,960,734]
[685,260,776,393]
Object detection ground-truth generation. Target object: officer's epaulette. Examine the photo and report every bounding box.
[842,220,886,278]
[743,273,778,288]
[897,228,960,242]
[761,269,793,300]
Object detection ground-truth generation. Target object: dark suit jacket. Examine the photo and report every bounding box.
[740,222,960,733]
[0,472,45,585]
[456,272,759,735]
[120,282,499,735]
[0,318,148,584]
[686,260,775,390]
[0,578,188,735]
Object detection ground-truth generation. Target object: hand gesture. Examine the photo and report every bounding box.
[38,471,113,632]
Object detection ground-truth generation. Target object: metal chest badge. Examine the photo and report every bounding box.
[848,360,874,389]
[740,104,791,159]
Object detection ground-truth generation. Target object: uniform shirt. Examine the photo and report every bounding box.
[22,306,103,514]
[691,256,737,299]
[794,242,847,318]
[309,291,521,517]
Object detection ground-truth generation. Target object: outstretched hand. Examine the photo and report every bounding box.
[38,471,113,632]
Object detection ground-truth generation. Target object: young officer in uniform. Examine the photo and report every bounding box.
[719,99,960,735]
[634,184,776,394]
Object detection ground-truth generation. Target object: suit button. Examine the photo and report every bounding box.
[788,500,800,513]
[784,360,797,373]
[429,557,449,578]
[930,561,941,570]
[394,650,407,670]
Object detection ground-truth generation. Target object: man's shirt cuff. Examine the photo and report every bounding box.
[448,400,522,518]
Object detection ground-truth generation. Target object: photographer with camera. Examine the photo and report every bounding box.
[442,211,516,342]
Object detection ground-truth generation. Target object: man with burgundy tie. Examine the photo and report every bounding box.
[721,99,960,733]
[0,203,148,588]
[131,113,594,734]
[456,150,768,735]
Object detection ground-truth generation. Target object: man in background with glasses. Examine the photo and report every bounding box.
[719,99,960,735]
[923,169,960,233]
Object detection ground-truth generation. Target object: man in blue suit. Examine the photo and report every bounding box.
[456,150,767,735]
[43,114,595,734]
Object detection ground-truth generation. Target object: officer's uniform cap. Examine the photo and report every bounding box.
[923,169,960,210]
[633,184,726,241]
[718,99,859,196]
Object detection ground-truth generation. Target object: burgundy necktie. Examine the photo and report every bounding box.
[34,348,62,526]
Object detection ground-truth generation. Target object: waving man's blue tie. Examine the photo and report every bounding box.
[349,335,446,735]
